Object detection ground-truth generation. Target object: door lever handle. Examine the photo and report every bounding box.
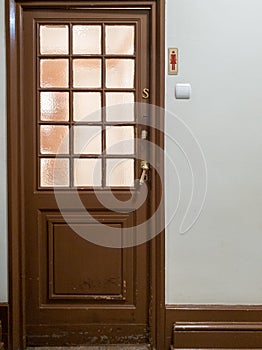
[139,160,149,185]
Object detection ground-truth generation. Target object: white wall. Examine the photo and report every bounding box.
[0,0,8,302]
[166,0,262,304]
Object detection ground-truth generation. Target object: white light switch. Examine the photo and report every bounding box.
[175,83,192,99]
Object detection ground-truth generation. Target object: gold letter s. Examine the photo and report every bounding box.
[142,88,150,99]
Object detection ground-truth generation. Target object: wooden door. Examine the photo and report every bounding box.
[21,4,154,347]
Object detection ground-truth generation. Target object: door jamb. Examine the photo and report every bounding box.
[6,1,165,349]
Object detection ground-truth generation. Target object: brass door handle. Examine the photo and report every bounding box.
[139,161,149,185]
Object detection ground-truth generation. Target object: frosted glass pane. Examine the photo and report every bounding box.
[73,25,101,54]
[40,125,69,154]
[73,59,101,88]
[106,92,134,121]
[40,158,69,187]
[40,59,68,88]
[106,159,134,187]
[106,59,134,88]
[74,159,101,187]
[73,92,101,121]
[105,25,134,55]
[40,92,69,121]
[40,25,68,55]
[74,126,101,154]
[106,126,134,154]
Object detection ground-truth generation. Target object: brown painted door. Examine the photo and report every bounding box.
[22,6,152,346]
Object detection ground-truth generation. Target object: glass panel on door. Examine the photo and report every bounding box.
[38,22,136,188]
[105,25,135,55]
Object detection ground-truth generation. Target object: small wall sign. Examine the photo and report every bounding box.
[168,48,178,75]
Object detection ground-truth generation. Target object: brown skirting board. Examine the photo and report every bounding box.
[0,304,8,349]
[0,320,4,350]
[166,305,262,349]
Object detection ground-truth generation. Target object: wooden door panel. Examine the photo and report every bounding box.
[26,325,149,347]
[22,6,151,346]
[39,211,138,303]
[26,209,148,343]
[52,225,124,297]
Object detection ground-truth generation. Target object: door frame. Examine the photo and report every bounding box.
[6,1,165,349]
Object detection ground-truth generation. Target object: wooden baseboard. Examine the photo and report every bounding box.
[0,320,3,349]
[0,304,8,349]
[172,322,262,349]
[0,319,4,350]
[166,305,262,349]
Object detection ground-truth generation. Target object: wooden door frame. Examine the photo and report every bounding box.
[6,1,165,349]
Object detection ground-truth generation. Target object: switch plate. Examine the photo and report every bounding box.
[175,83,192,99]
